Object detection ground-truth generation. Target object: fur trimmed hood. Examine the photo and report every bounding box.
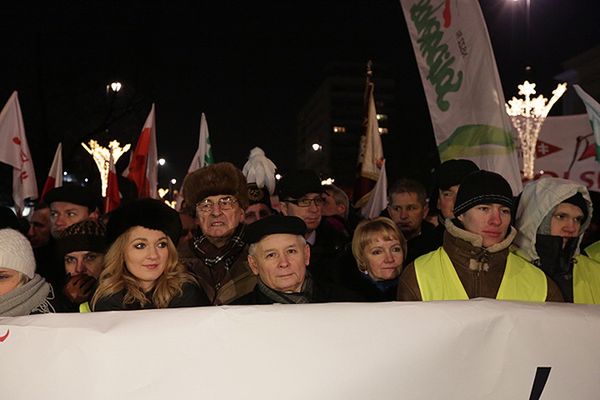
[513,178,593,261]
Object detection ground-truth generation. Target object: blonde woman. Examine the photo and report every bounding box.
[91,199,209,311]
[341,217,406,302]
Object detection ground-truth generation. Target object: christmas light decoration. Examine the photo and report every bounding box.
[81,140,131,196]
[505,80,567,179]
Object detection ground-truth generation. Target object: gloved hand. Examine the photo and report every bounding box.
[63,274,97,304]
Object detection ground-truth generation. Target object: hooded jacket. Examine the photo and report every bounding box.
[514,177,600,303]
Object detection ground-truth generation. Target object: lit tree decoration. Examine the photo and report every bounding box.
[505,81,567,179]
[81,140,131,197]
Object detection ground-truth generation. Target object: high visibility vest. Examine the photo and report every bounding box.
[584,241,600,263]
[414,247,547,302]
[79,302,91,313]
[574,255,600,304]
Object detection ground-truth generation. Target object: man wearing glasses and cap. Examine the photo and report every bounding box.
[179,162,257,305]
[277,169,349,285]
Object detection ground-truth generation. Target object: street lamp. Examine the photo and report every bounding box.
[312,143,322,151]
[158,158,166,166]
[505,80,567,179]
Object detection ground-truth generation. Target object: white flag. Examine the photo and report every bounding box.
[176,113,214,211]
[0,91,38,213]
[41,142,63,200]
[361,159,388,219]
[353,80,385,208]
[573,84,600,163]
[188,112,214,173]
[399,0,522,194]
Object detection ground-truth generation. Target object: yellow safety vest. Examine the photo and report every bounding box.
[573,255,600,304]
[414,247,547,302]
[584,241,600,263]
[79,302,91,313]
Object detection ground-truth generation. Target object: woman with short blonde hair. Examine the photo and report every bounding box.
[339,217,406,301]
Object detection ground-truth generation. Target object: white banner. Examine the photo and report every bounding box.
[1,299,600,399]
[530,114,600,191]
[399,0,522,194]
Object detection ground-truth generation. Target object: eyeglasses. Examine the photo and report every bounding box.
[285,197,325,207]
[196,196,238,213]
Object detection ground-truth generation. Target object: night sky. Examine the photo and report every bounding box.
[1,0,599,203]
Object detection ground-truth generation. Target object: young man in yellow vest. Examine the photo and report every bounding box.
[513,178,600,304]
[397,170,563,302]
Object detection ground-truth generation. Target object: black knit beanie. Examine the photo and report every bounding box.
[453,170,514,217]
[106,198,182,246]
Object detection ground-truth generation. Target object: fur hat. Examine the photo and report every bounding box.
[183,162,249,210]
[56,220,107,257]
[453,170,514,217]
[0,228,35,279]
[277,169,323,200]
[106,198,182,246]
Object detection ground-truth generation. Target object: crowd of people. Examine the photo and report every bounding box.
[2,158,600,316]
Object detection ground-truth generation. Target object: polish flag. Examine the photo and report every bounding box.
[104,152,120,213]
[124,104,158,198]
[0,91,38,214]
[41,143,63,200]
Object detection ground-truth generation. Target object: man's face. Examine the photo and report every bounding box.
[248,234,309,293]
[64,251,104,279]
[437,185,459,219]
[550,203,584,239]
[50,202,94,239]
[457,203,511,247]
[280,193,323,234]
[387,192,428,239]
[196,195,244,247]
[27,208,51,248]
[244,203,273,225]
[321,191,345,218]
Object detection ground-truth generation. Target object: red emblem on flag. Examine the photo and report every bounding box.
[535,140,562,158]
[0,329,10,342]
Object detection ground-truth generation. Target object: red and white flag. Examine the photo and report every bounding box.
[41,142,63,200]
[0,91,38,213]
[124,104,158,198]
[104,152,120,213]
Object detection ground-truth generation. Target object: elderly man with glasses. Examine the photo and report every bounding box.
[178,162,257,305]
[278,169,349,285]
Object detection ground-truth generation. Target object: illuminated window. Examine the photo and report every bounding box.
[333,126,346,133]
[378,127,389,134]
[376,114,388,121]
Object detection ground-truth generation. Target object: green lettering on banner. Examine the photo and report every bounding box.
[410,0,463,111]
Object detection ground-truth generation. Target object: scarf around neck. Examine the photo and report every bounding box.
[191,224,247,270]
[0,274,55,317]
[257,273,315,304]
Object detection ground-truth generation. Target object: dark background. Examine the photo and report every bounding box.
[1,0,599,204]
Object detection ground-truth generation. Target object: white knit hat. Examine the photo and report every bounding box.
[0,228,36,279]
